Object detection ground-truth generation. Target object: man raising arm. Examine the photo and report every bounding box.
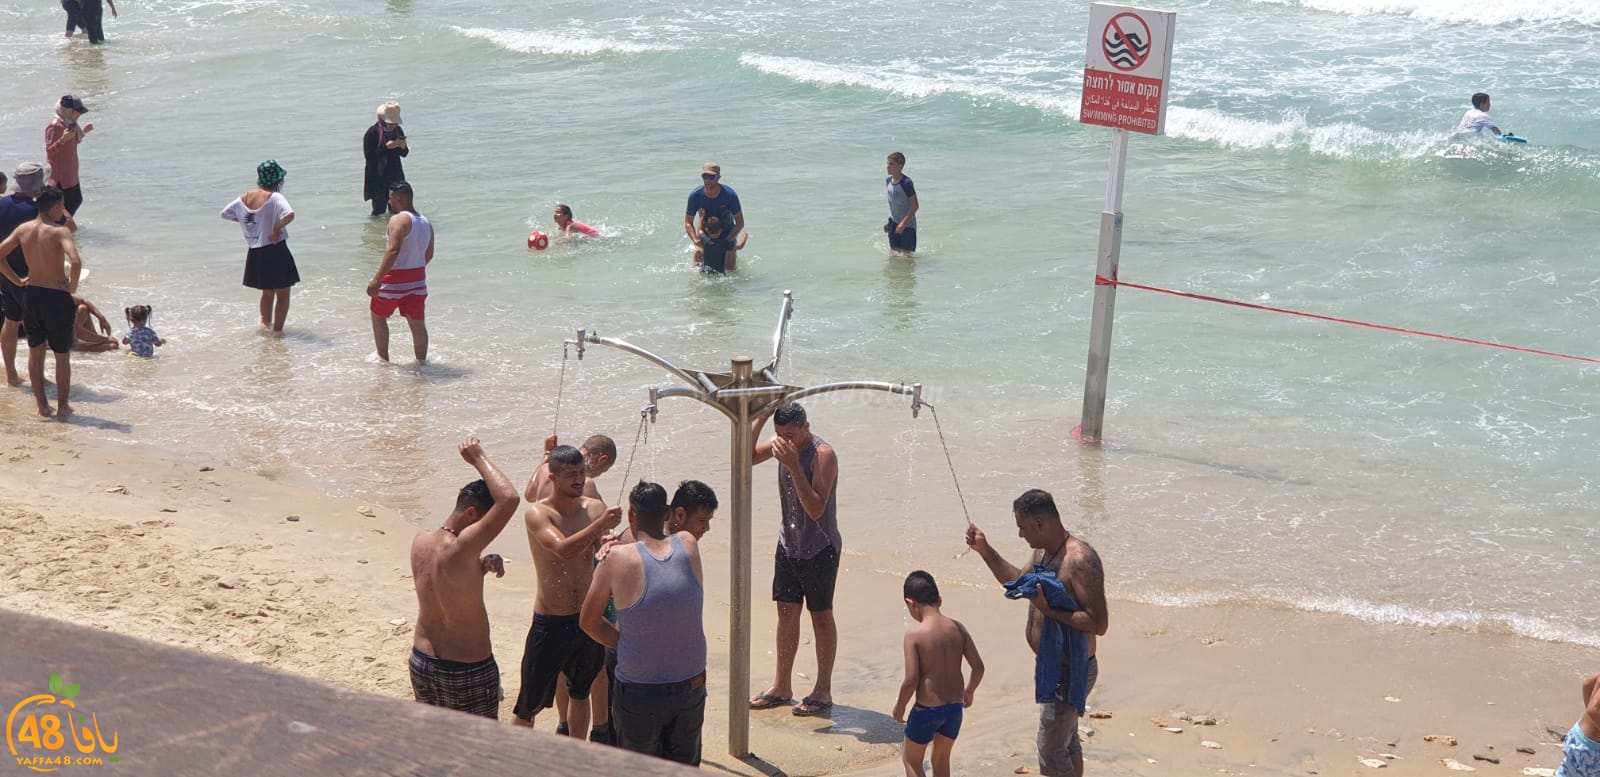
[409,437,520,718]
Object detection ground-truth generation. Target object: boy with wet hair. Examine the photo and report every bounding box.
[893,570,984,777]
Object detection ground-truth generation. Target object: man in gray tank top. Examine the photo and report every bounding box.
[581,481,708,766]
[749,402,841,718]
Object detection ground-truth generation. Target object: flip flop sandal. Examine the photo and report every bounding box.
[792,696,834,717]
[749,692,793,710]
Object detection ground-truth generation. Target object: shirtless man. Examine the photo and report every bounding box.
[966,489,1108,777]
[892,570,984,777]
[513,445,622,734]
[409,437,520,719]
[525,432,616,741]
[0,187,82,418]
[1555,673,1600,777]
[524,432,617,504]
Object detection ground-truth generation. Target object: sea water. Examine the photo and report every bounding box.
[1,0,1596,647]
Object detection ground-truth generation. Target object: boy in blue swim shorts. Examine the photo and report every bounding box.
[892,570,984,777]
[1556,673,1600,777]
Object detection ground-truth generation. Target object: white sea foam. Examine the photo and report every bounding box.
[737,53,1081,117]
[741,54,1446,161]
[1130,590,1600,648]
[1262,0,1600,26]
[452,26,675,56]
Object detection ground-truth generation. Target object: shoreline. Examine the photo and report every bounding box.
[1,424,1589,776]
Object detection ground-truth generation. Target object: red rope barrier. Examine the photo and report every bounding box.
[1095,275,1600,365]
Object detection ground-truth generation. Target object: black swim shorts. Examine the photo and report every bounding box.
[409,647,501,720]
[772,543,840,612]
[512,612,606,721]
[24,286,74,354]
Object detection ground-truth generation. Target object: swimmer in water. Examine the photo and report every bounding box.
[1455,92,1503,136]
[553,204,600,240]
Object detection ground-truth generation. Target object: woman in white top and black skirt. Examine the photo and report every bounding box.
[221,160,300,332]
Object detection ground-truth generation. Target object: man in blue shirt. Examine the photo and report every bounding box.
[0,163,60,387]
[685,163,743,268]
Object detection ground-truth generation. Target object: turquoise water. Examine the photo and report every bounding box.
[1,0,1597,646]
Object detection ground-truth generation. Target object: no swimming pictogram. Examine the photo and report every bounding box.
[1102,12,1151,71]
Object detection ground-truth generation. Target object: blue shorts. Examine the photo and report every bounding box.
[904,702,962,745]
[1557,723,1600,777]
[887,220,917,252]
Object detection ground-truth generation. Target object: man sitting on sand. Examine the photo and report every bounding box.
[0,187,82,418]
[893,570,984,777]
[513,446,622,735]
[71,296,117,352]
[409,437,520,719]
[1556,673,1600,777]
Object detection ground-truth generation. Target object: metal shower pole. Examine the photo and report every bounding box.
[566,290,923,758]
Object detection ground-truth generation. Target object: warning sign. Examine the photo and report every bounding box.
[1079,4,1176,135]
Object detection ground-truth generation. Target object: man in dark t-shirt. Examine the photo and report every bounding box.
[684,162,743,268]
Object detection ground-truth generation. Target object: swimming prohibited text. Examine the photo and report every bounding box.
[1079,4,1176,136]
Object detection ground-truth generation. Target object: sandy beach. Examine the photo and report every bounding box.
[1,418,1589,777]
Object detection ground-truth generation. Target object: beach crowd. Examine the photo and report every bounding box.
[8,8,1595,774]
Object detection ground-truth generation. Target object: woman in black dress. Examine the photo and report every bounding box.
[363,101,408,216]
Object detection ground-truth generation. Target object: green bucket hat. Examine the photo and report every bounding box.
[256,160,286,188]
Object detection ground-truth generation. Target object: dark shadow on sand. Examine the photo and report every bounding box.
[59,413,131,433]
[53,383,121,404]
[702,754,787,776]
[803,704,903,745]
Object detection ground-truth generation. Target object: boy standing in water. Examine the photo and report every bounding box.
[892,570,984,777]
[1556,673,1600,777]
[884,151,919,255]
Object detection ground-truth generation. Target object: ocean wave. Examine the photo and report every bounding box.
[1261,0,1600,26]
[1129,589,1600,648]
[452,26,676,57]
[740,54,1450,161]
[737,53,1080,116]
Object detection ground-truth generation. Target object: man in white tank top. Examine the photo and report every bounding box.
[367,181,433,362]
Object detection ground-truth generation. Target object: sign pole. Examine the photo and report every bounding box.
[1075,3,1175,443]
[1079,128,1128,443]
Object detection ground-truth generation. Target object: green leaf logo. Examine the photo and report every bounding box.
[62,684,80,699]
[48,673,62,696]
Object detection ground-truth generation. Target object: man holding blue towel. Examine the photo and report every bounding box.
[966,489,1108,777]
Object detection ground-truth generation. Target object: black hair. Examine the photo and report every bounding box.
[1472,92,1491,110]
[389,181,414,198]
[456,478,494,514]
[705,216,723,234]
[670,479,719,514]
[888,151,906,165]
[904,570,940,605]
[126,305,152,326]
[548,445,585,470]
[555,204,573,218]
[35,186,64,213]
[1012,488,1060,522]
[630,481,670,536]
[0,172,7,190]
[773,402,807,427]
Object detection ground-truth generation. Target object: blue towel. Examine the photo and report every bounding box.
[1004,565,1090,713]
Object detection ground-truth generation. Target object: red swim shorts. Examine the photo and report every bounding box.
[371,293,426,320]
